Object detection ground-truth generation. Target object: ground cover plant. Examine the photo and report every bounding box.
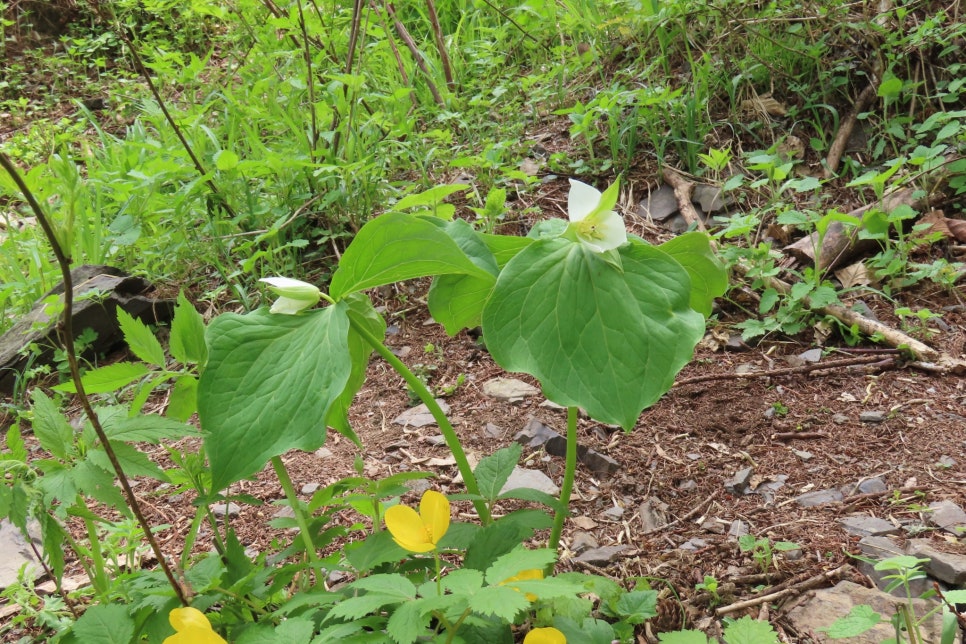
[1,0,966,642]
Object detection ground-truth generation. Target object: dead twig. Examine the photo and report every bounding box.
[674,354,894,387]
[662,167,707,232]
[716,564,851,616]
[773,431,829,441]
[824,83,877,178]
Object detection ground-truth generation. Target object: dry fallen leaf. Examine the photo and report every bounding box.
[740,95,788,118]
[835,261,873,288]
[572,516,598,530]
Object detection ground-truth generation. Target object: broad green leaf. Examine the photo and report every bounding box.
[30,390,74,459]
[658,631,711,644]
[508,577,588,601]
[468,585,530,621]
[497,487,564,512]
[330,213,490,299]
[480,232,534,267]
[199,305,352,491]
[167,375,198,421]
[349,573,417,599]
[328,294,385,442]
[428,273,496,335]
[482,239,705,429]
[52,362,150,394]
[101,413,195,442]
[878,76,903,98]
[723,615,780,643]
[236,617,315,643]
[70,602,135,644]
[442,569,484,595]
[465,518,537,572]
[614,590,658,624]
[485,547,556,586]
[554,616,615,644]
[117,308,166,367]
[214,149,240,171]
[474,444,522,502]
[657,232,728,317]
[170,292,208,365]
[345,530,408,573]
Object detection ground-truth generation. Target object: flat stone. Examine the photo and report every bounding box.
[271,506,296,520]
[500,467,559,496]
[936,455,957,468]
[786,580,944,643]
[857,536,929,597]
[211,502,241,518]
[580,450,620,476]
[573,545,627,566]
[927,500,966,535]
[314,447,333,459]
[421,435,447,447]
[841,476,887,496]
[602,506,624,521]
[727,520,749,540]
[794,489,843,507]
[693,183,733,213]
[793,449,814,461]
[635,184,678,221]
[838,515,900,538]
[677,479,698,491]
[514,417,560,448]
[906,539,966,584]
[724,467,754,495]
[571,532,598,553]
[483,423,504,438]
[482,377,539,401]
[798,348,823,363]
[539,399,566,411]
[406,478,432,494]
[392,399,451,428]
[638,497,669,533]
[859,410,887,423]
[679,538,709,552]
[0,519,43,590]
[301,483,320,495]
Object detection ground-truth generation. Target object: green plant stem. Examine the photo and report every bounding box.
[548,406,578,556]
[0,152,190,607]
[346,316,491,524]
[80,511,110,597]
[271,455,320,565]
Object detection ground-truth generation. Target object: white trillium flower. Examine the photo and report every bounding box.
[259,277,321,315]
[567,179,627,253]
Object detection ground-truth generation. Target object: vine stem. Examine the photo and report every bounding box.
[345,314,491,524]
[271,455,320,567]
[548,406,578,555]
[0,153,190,605]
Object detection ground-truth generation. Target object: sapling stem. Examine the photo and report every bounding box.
[548,406,578,555]
[271,455,320,566]
[345,315,492,524]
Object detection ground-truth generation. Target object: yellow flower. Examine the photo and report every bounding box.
[384,490,450,553]
[501,568,544,601]
[524,626,566,644]
[163,607,227,644]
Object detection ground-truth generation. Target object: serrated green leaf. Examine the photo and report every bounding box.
[485,547,557,586]
[614,589,658,624]
[30,390,74,459]
[468,585,529,621]
[117,308,166,367]
[74,458,128,511]
[349,573,418,599]
[723,615,779,644]
[395,184,469,211]
[330,213,490,299]
[482,239,705,429]
[442,569,484,595]
[87,441,164,479]
[101,414,194,442]
[167,375,198,421]
[658,630,711,643]
[818,604,881,639]
[465,514,545,571]
[71,603,136,643]
[236,617,315,643]
[215,149,240,170]
[52,361,151,394]
[657,232,728,317]
[345,530,408,573]
[474,444,521,502]
[386,598,434,644]
[199,305,352,491]
[327,593,405,621]
[170,292,208,365]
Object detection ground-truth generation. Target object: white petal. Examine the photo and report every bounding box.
[577,211,627,253]
[259,277,320,300]
[269,296,311,315]
[567,179,601,222]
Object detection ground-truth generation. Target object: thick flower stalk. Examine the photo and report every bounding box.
[566,179,627,253]
[259,276,321,314]
[163,607,227,644]
[524,626,566,643]
[384,489,450,552]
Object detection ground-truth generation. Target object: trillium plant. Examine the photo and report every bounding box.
[186,177,726,639]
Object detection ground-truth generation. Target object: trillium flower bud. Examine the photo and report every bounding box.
[259,276,322,315]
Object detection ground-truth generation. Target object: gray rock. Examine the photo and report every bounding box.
[580,449,620,476]
[392,399,451,428]
[679,538,709,552]
[514,418,560,448]
[635,184,678,222]
[693,183,733,213]
[906,539,966,585]
[701,519,726,534]
[841,476,887,496]
[794,489,843,507]
[421,435,447,447]
[755,475,788,504]
[857,536,930,597]
[571,532,598,553]
[483,423,504,438]
[860,410,888,423]
[793,449,814,461]
[0,519,43,590]
[500,467,559,496]
[211,502,241,518]
[936,455,957,469]
[638,497,669,533]
[927,500,966,535]
[539,399,566,411]
[483,377,539,401]
[602,506,624,521]
[301,482,320,495]
[786,580,945,643]
[838,515,900,538]
[727,520,749,540]
[832,414,849,425]
[573,545,627,566]
[406,478,432,494]
[725,467,754,495]
[314,447,333,459]
[798,348,823,363]
[677,479,698,491]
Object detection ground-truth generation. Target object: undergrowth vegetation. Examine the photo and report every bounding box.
[1,0,965,641]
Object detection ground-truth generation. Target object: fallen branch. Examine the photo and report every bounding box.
[662,167,707,232]
[824,83,877,178]
[716,564,851,616]
[773,431,829,441]
[674,354,894,387]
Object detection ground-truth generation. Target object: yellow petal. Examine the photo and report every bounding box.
[169,608,212,632]
[385,504,434,552]
[524,627,566,644]
[419,490,450,545]
[165,608,227,644]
